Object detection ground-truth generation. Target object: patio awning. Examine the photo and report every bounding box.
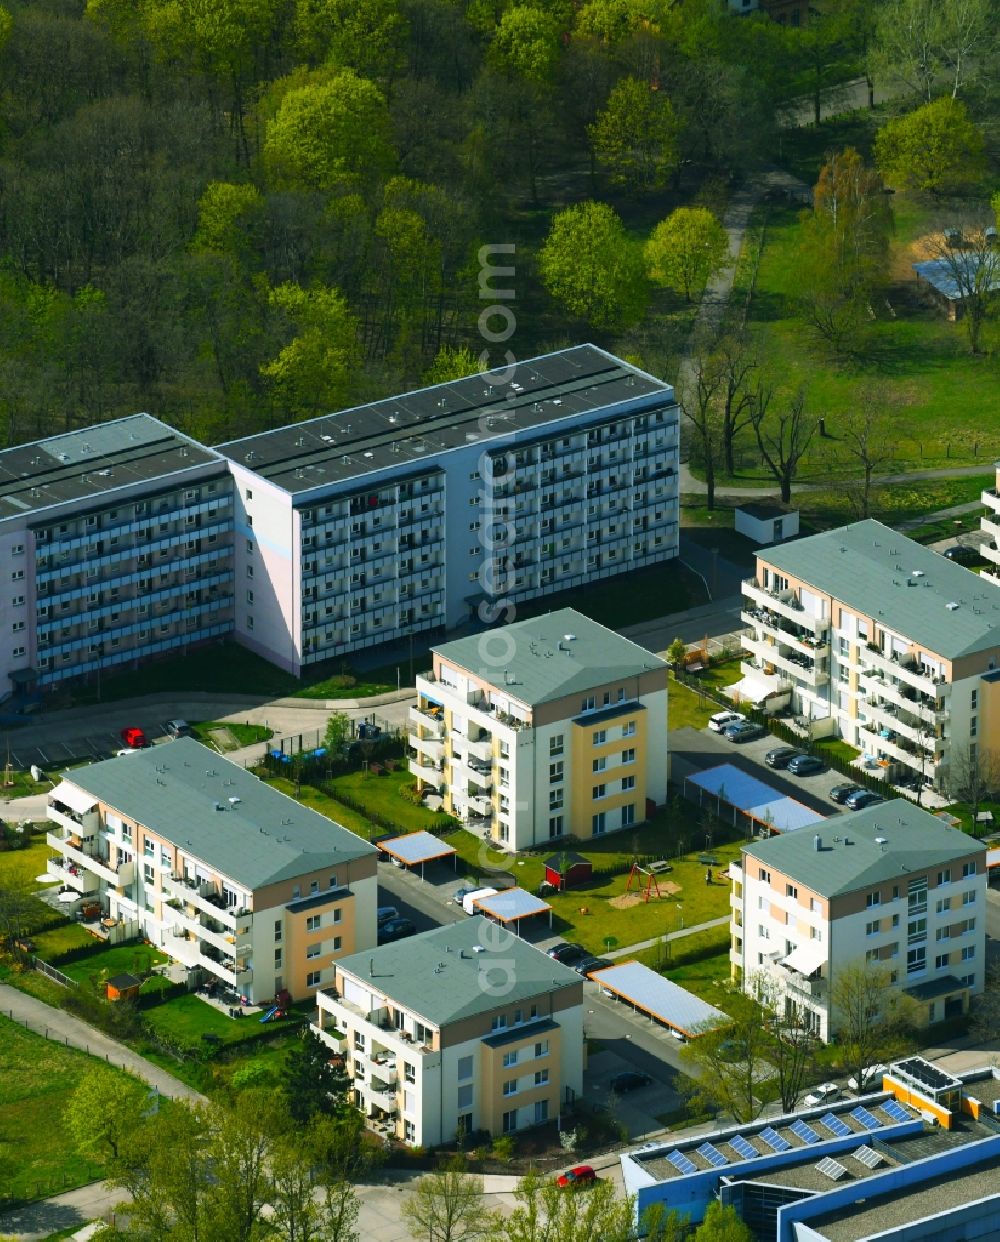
[782,941,826,977]
[49,781,98,815]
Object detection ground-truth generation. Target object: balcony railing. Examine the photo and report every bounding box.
[408,756,443,788]
[981,488,1000,515]
[741,609,831,656]
[47,833,134,888]
[46,857,99,894]
[861,648,945,694]
[409,704,444,735]
[742,635,829,686]
[741,580,830,632]
[160,873,240,927]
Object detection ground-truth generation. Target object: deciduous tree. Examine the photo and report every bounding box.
[589,75,681,192]
[645,207,729,304]
[538,201,648,329]
[422,346,481,385]
[260,281,359,419]
[692,1200,753,1242]
[491,6,560,83]
[749,382,815,505]
[868,0,993,102]
[402,1157,489,1242]
[874,97,985,195]
[921,223,1000,354]
[837,392,897,520]
[830,963,919,1096]
[680,987,776,1123]
[64,1068,149,1167]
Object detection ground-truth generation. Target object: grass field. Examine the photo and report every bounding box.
[192,720,274,749]
[667,678,718,731]
[59,944,167,987]
[0,1016,116,1204]
[325,769,446,834]
[141,993,299,1050]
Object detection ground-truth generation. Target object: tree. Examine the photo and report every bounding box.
[921,224,1000,354]
[191,182,265,259]
[868,0,993,102]
[281,1028,351,1123]
[538,201,648,329]
[324,711,352,755]
[263,69,396,192]
[692,1200,753,1242]
[680,989,776,1123]
[677,349,725,512]
[837,393,897,520]
[423,346,481,385]
[491,1170,642,1242]
[401,1157,489,1242]
[491,6,560,84]
[713,334,761,478]
[293,0,408,84]
[261,282,360,420]
[947,746,1000,832]
[645,207,729,304]
[589,76,681,192]
[667,636,688,673]
[874,97,985,195]
[749,383,815,505]
[830,963,919,1094]
[0,875,38,948]
[750,975,816,1113]
[64,1069,149,1166]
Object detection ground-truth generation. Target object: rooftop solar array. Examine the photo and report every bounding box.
[881,1100,912,1124]
[816,1157,849,1181]
[851,1107,882,1132]
[696,1143,728,1168]
[790,1120,821,1145]
[893,1056,962,1094]
[666,1150,697,1176]
[852,1145,883,1169]
[729,1135,759,1161]
[760,1126,791,1153]
[819,1113,851,1138]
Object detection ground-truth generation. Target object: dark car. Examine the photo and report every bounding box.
[377,917,417,944]
[943,545,980,565]
[377,905,399,926]
[844,789,885,811]
[723,721,766,744]
[165,719,192,738]
[120,726,149,749]
[547,942,587,965]
[830,782,862,805]
[610,1071,652,1093]
[765,746,802,769]
[575,955,611,977]
[557,1165,596,1189]
[786,754,825,776]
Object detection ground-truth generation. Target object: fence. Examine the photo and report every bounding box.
[33,957,73,987]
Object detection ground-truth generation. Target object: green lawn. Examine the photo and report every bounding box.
[813,737,861,765]
[325,769,446,834]
[31,923,96,962]
[192,720,274,750]
[142,993,301,1052]
[0,1015,118,1203]
[514,561,707,629]
[667,677,718,731]
[699,659,743,694]
[58,944,167,987]
[633,944,732,1008]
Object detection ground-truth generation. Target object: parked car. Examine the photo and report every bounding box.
[848,1064,888,1092]
[786,754,825,776]
[165,719,192,738]
[120,726,149,749]
[453,886,477,905]
[547,942,588,965]
[803,1082,841,1107]
[844,789,885,811]
[461,887,498,915]
[765,746,802,769]
[708,710,745,734]
[723,721,766,744]
[610,1071,652,1093]
[377,917,416,944]
[829,782,862,805]
[575,955,611,977]
[377,905,399,926]
[943,544,979,565]
[556,1165,596,1189]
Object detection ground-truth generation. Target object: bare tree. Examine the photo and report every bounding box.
[680,988,777,1123]
[837,391,897,519]
[716,334,761,478]
[678,352,726,511]
[969,960,1000,1046]
[0,875,37,948]
[948,745,1000,834]
[749,383,815,504]
[751,975,817,1112]
[402,1158,490,1242]
[831,963,920,1093]
[922,223,1000,354]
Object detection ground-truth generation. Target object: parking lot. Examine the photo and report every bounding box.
[6,719,193,773]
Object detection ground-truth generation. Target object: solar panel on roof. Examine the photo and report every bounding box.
[730,1135,759,1160]
[790,1120,820,1144]
[666,1149,697,1175]
[852,1145,883,1169]
[819,1113,851,1137]
[696,1143,728,1168]
[894,1057,959,1092]
[759,1126,791,1153]
[816,1157,849,1181]
[851,1107,882,1132]
[881,1100,911,1124]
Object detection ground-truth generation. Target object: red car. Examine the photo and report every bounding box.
[120,726,149,750]
[556,1165,596,1189]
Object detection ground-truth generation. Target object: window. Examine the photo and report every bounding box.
[332,936,341,951]
[621,748,636,764]
[274,919,282,943]
[580,696,596,712]
[935,953,950,969]
[534,1069,549,1086]
[549,735,563,756]
[866,891,881,908]
[246,590,254,605]
[906,946,926,975]
[963,890,976,906]
[592,757,606,773]
[491,1015,507,1032]
[274,948,283,967]
[937,869,951,885]
[502,1110,517,1134]
[305,914,321,932]
[621,775,635,791]
[786,883,798,898]
[962,945,976,961]
[457,1056,473,1081]
[12,646,24,658]
[593,729,606,745]
[621,803,635,827]
[549,761,563,783]
[10,570,22,581]
[935,898,950,915]
[592,783,606,799]
[306,970,321,987]
[866,948,879,964]
[622,720,636,737]
[11,595,22,606]
[760,869,771,883]
[306,944,321,960]
[963,861,976,878]
[866,919,880,936]
[534,1040,549,1058]
[908,918,927,943]
[503,1050,518,1068]
[549,789,563,811]
[592,811,606,835]
[502,1080,517,1097]
[403,1061,416,1083]
[534,1100,549,1124]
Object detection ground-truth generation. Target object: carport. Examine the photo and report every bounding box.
[684,763,826,837]
[377,830,457,880]
[589,961,725,1039]
[472,887,552,932]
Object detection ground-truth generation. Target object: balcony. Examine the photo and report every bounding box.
[47,833,134,888]
[48,804,99,838]
[166,906,238,956]
[862,701,937,749]
[783,971,826,1000]
[981,488,1000,515]
[741,580,830,632]
[859,726,936,771]
[408,756,443,788]
[465,763,492,791]
[46,857,99,894]
[861,648,945,695]
[368,1083,398,1112]
[411,732,444,763]
[742,635,829,686]
[741,609,831,657]
[466,734,493,763]
[161,873,238,927]
[409,704,444,736]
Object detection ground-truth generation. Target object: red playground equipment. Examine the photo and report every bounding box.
[624,861,663,903]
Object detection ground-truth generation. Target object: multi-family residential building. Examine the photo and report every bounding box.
[408,608,669,851]
[45,737,377,1002]
[313,917,584,1147]
[0,415,233,695]
[739,518,1000,794]
[729,799,987,1040]
[980,461,1000,584]
[217,345,680,675]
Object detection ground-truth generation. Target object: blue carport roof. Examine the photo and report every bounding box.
[687,763,826,833]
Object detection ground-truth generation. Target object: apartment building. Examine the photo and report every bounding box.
[45,737,377,1002]
[739,518,1000,794]
[217,345,680,675]
[408,608,669,851]
[729,799,987,1041]
[0,415,233,695]
[313,917,584,1147]
[980,462,1000,584]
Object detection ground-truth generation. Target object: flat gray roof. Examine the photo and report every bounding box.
[432,608,667,707]
[759,518,1000,659]
[336,916,581,1027]
[744,799,983,898]
[62,738,374,890]
[592,961,725,1036]
[0,415,223,523]
[218,345,674,496]
[378,831,456,866]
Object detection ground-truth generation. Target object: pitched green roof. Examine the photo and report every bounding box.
[431,608,666,707]
[743,799,984,898]
[64,737,374,890]
[760,519,1000,660]
[337,917,581,1027]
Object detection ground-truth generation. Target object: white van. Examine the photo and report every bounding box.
[462,887,498,916]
